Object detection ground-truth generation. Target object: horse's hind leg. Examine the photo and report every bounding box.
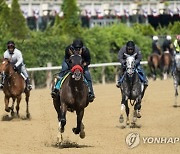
[134,100,141,118]
[173,78,178,107]
[73,109,84,136]
[25,91,30,118]
[124,101,130,126]
[16,95,22,117]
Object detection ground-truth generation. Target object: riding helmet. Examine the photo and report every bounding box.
[153,36,158,41]
[72,39,83,48]
[7,40,15,49]
[126,41,135,54]
[166,35,171,40]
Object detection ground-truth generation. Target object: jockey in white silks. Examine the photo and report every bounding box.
[0,41,32,91]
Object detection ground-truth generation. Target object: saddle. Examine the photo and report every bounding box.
[55,72,88,90]
[120,69,144,84]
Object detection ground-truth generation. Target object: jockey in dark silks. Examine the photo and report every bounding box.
[152,36,161,55]
[51,39,95,102]
[116,41,148,93]
[162,35,174,56]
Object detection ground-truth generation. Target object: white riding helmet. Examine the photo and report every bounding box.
[153,36,158,41]
[166,35,171,40]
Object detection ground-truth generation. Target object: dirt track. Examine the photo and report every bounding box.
[0,79,180,154]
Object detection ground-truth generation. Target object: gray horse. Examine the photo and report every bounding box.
[173,53,180,107]
[119,53,145,127]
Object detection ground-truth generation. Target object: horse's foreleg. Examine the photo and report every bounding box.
[73,109,84,135]
[16,95,22,117]
[60,102,67,133]
[119,96,127,124]
[10,98,16,117]
[53,96,61,122]
[4,96,10,112]
[25,91,30,119]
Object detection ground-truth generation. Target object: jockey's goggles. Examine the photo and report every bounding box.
[7,44,15,49]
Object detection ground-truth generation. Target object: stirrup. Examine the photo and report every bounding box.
[26,84,32,91]
[88,93,95,102]
[51,89,59,98]
[116,82,121,88]
[0,83,4,89]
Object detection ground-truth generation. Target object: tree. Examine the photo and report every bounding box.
[0,0,11,38]
[61,0,81,37]
[9,0,29,39]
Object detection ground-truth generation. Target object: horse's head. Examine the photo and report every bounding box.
[69,54,83,81]
[0,58,12,75]
[124,53,137,77]
[175,54,180,71]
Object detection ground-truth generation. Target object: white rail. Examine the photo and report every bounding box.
[27,61,148,88]
[27,61,148,71]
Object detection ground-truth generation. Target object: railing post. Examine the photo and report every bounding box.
[30,72,35,89]
[115,66,119,83]
[46,62,52,89]
[102,66,105,85]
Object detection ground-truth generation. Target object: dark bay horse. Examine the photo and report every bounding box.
[173,53,180,107]
[53,53,89,140]
[160,51,172,80]
[148,53,161,80]
[119,53,145,127]
[0,58,30,118]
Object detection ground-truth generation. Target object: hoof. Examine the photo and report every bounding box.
[5,108,10,113]
[72,128,80,134]
[119,114,124,123]
[130,122,136,128]
[80,131,85,139]
[137,112,141,118]
[11,111,15,117]
[26,113,31,119]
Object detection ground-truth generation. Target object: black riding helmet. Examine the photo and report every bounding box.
[126,41,135,55]
[7,40,15,49]
[72,39,83,50]
[7,41,15,54]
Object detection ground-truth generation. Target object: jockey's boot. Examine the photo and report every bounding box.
[51,88,59,98]
[26,78,32,91]
[88,81,95,102]
[0,83,4,89]
[116,81,121,88]
[51,77,62,98]
[116,73,124,88]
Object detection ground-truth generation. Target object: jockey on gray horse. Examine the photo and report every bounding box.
[116,41,148,98]
[51,39,95,102]
[0,41,32,91]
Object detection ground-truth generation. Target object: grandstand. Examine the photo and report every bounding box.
[5,0,180,29]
